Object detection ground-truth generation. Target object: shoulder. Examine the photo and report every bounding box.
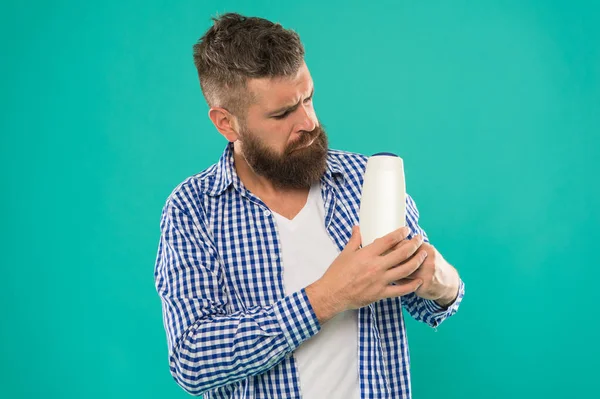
[326,148,369,189]
[162,163,219,213]
[327,148,368,168]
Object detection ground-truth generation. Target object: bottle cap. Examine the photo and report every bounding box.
[371,152,399,157]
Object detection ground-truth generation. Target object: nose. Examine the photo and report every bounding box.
[295,103,317,133]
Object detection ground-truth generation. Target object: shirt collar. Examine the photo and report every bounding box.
[205,142,347,197]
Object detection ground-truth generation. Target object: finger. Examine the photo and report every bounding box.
[345,225,362,252]
[382,234,425,269]
[401,262,426,280]
[394,278,416,285]
[383,278,423,299]
[396,274,420,283]
[394,266,424,282]
[384,249,428,283]
[364,226,411,256]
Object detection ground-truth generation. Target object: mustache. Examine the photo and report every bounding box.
[287,125,323,152]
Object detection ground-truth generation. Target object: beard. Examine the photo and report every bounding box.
[237,122,329,190]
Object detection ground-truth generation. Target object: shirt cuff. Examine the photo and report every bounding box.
[424,278,465,316]
[272,289,321,351]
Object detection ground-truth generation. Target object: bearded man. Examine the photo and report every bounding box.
[154,12,465,399]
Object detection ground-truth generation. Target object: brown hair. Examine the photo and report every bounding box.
[192,13,305,118]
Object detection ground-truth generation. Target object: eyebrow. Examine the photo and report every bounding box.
[266,87,314,117]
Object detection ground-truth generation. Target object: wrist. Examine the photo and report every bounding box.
[435,270,460,307]
[305,280,344,324]
[435,285,459,308]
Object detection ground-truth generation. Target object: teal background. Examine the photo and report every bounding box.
[1,0,598,398]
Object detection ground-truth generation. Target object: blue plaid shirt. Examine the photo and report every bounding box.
[154,142,465,398]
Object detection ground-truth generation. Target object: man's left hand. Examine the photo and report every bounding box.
[397,241,460,308]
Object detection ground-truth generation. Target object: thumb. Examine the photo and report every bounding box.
[346,225,362,251]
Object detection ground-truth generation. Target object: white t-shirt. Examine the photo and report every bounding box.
[272,183,360,399]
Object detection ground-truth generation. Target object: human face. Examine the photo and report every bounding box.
[235,62,329,190]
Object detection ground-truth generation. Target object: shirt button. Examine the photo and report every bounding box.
[264,210,271,216]
[273,254,278,260]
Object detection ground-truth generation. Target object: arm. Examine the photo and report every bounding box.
[401,194,465,328]
[154,199,320,395]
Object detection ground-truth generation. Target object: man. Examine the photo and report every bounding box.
[154,12,465,399]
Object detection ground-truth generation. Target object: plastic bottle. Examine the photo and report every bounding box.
[358,152,406,247]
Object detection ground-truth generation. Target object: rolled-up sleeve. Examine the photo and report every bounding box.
[154,199,320,396]
[401,194,465,328]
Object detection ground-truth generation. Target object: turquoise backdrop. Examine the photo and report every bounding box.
[2,0,598,398]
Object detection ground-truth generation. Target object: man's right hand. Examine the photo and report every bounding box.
[305,225,427,324]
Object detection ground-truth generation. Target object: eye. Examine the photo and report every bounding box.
[273,111,291,120]
[304,95,313,104]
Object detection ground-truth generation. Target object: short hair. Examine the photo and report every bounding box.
[192,13,305,118]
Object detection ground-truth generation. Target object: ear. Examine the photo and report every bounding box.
[208,107,241,142]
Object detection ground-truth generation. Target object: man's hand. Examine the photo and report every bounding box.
[395,242,460,308]
[305,225,428,324]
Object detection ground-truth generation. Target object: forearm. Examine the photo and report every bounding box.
[305,280,345,325]
[434,265,461,308]
[435,287,459,308]
[168,290,320,395]
[403,278,465,328]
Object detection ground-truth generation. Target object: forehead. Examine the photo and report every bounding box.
[246,63,313,111]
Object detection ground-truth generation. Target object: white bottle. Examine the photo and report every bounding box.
[359,152,406,247]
